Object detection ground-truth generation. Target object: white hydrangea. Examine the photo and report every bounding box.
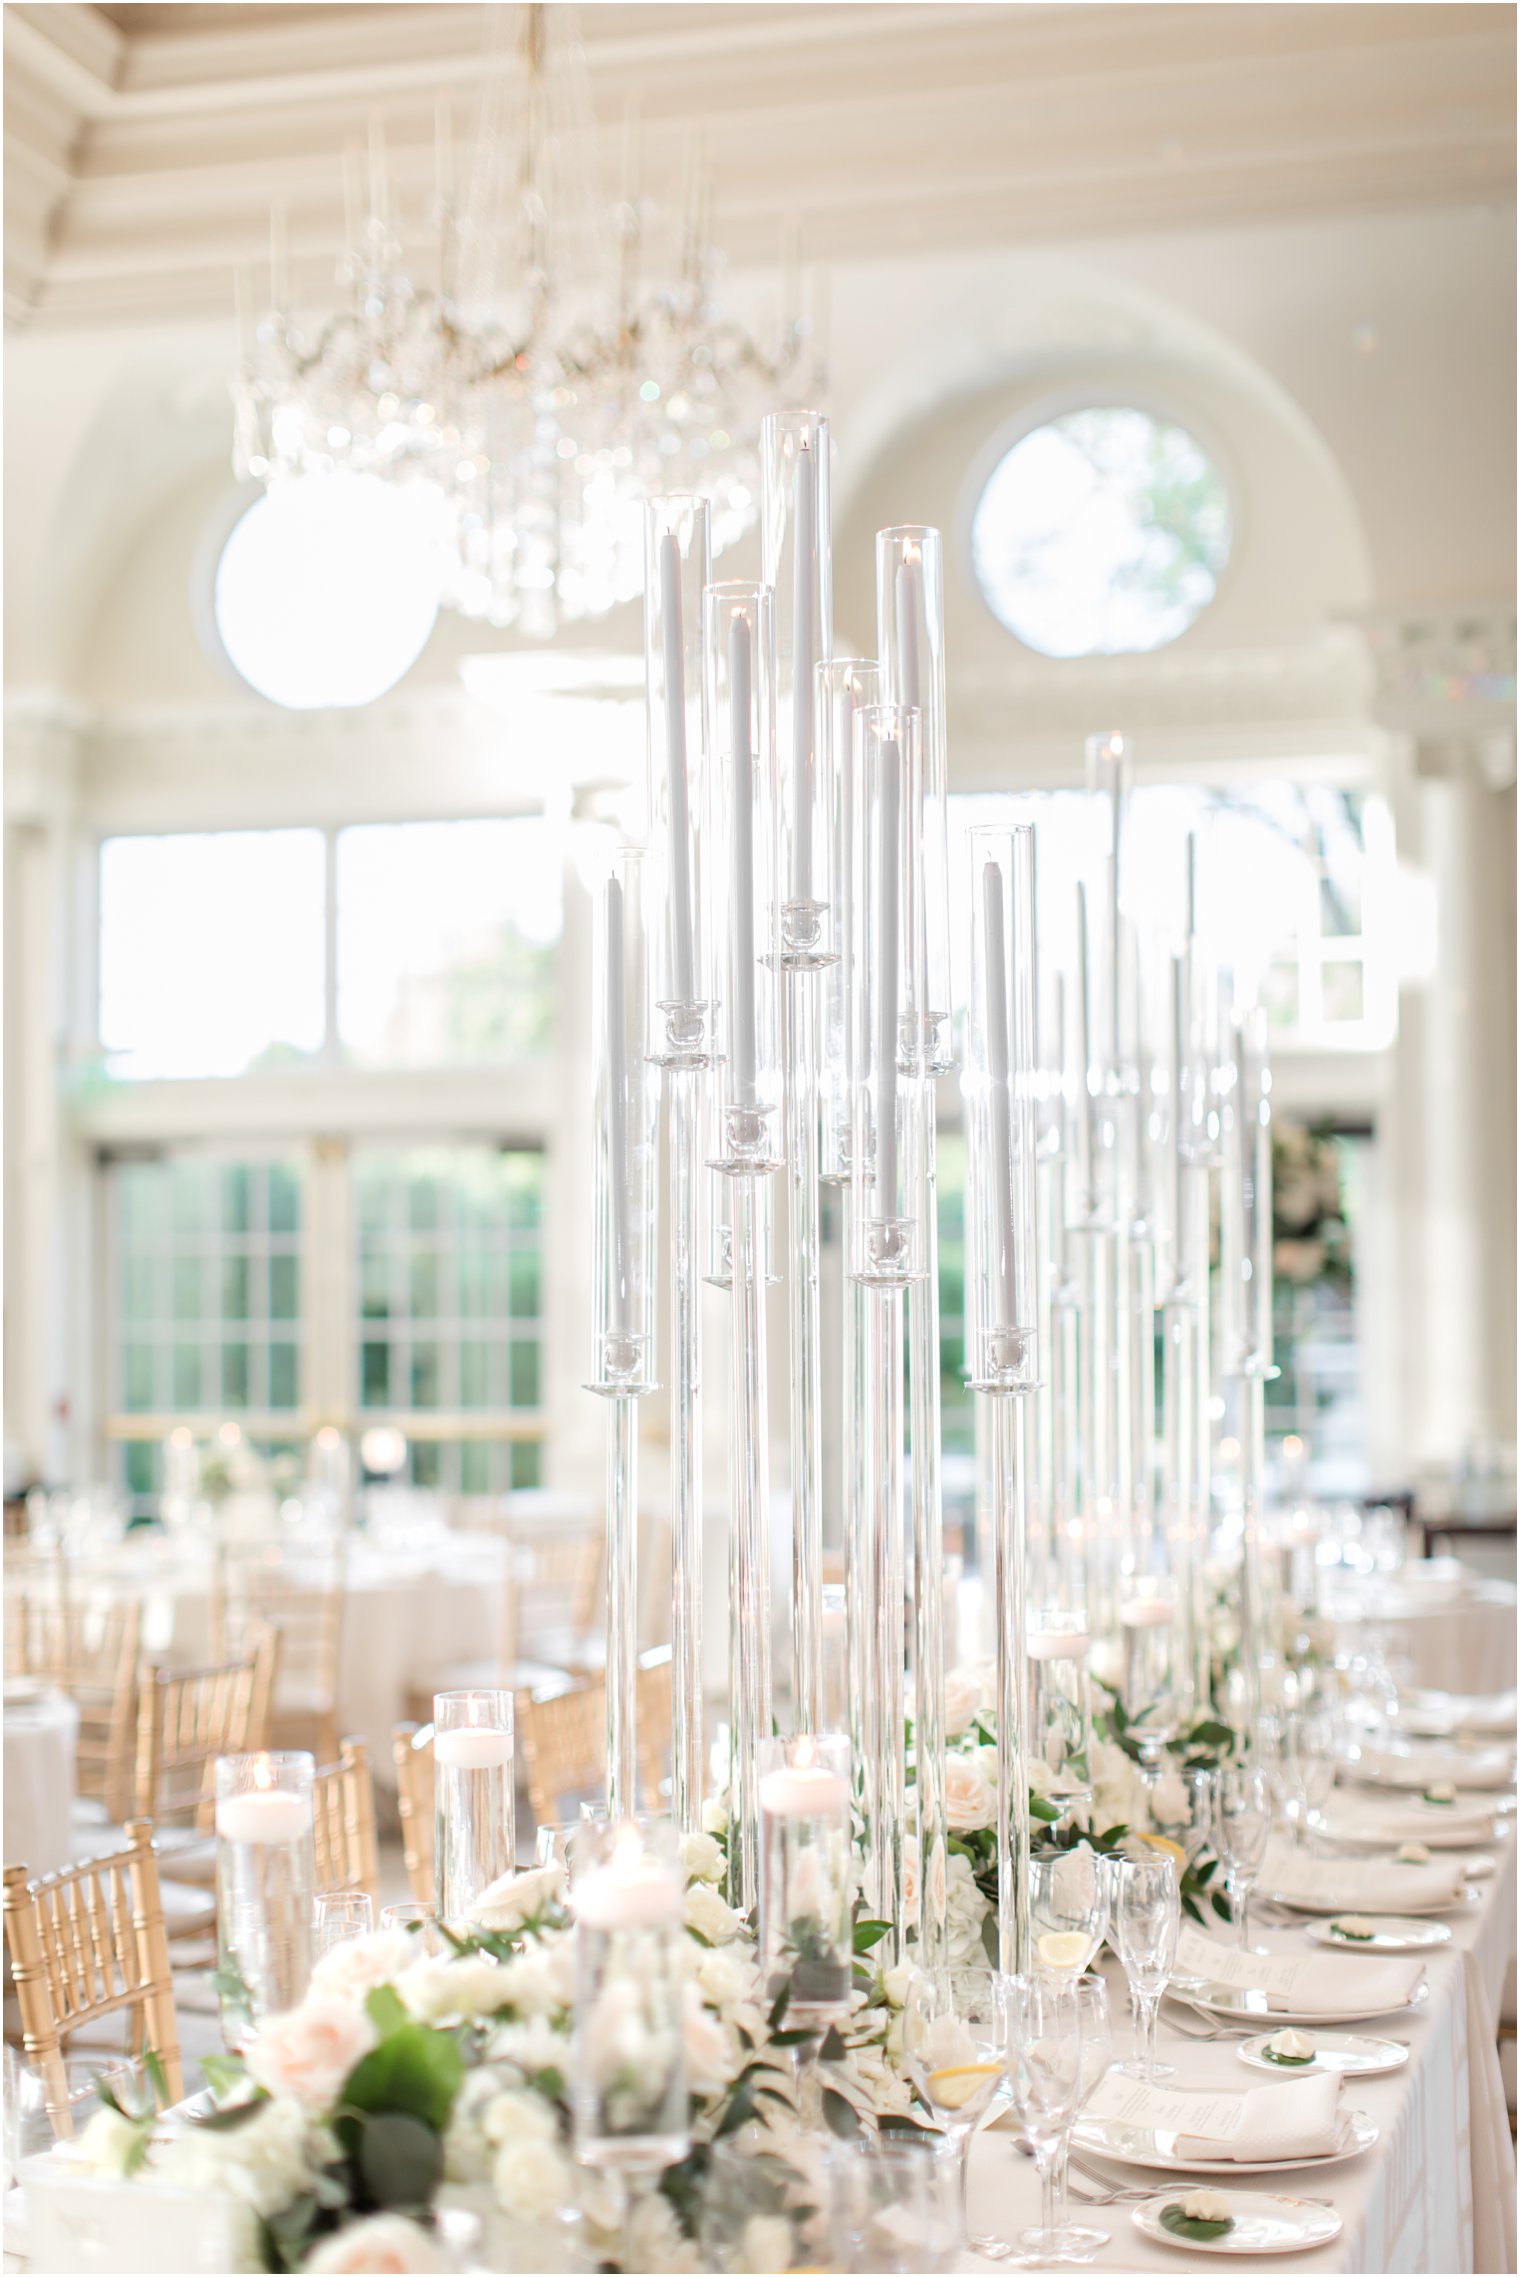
[156,2094,328,2220]
[398,1956,509,2026]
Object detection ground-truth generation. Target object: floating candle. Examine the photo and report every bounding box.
[432,1726,514,1771]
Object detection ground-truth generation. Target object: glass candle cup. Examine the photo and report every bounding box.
[214,1751,315,2047]
[433,1689,515,1925]
[757,1734,852,2029]
[571,1818,689,2175]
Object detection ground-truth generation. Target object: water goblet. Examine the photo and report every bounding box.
[1004,1972,1085,2267]
[1028,1850,1106,1979]
[380,1899,446,1956]
[314,1891,373,1959]
[1047,1974,1115,2263]
[1212,1762,1273,1952]
[902,1967,1012,2261]
[1107,1852,1179,2083]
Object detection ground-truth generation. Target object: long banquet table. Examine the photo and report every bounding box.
[966,1819,1517,2274]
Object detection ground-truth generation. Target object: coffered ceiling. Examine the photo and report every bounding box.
[4,1,1514,327]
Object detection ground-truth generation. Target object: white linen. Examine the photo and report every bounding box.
[1321,1790,1503,1847]
[1175,1923,1427,2014]
[1401,1689,1517,1738]
[1173,2073,1345,2162]
[2,1690,78,1877]
[1262,1834,1468,1912]
[1345,1741,1515,1793]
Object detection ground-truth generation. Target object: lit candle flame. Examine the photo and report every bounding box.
[253,1755,273,1792]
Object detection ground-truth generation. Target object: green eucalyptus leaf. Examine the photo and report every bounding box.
[357,2110,442,2211]
[821,2088,861,2140]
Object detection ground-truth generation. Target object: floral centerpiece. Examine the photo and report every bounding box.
[74,1844,926,2275]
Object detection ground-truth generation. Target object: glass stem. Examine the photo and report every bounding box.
[1238,1880,1251,1951]
[957,2131,972,2246]
[1054,2132,1071,2226]
[1138,1993,1157,2080]
[1039,2138,1060,2238]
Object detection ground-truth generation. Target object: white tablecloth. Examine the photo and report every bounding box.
[74,1534,505,1785]
[965,1814,1517,2273]
[1338,1578,1518,1696]
[2,1691,78,1878]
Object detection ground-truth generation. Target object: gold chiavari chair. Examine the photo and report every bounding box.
[5,1596,142,1823]
[210,1543,345,1765]
[129,1631,278,1935]
[3,1822,184,2127]
[515,1677,605,1831]
[311,1738,380,1905]
[634,1645,674,1810]
[391,1723,435,1906]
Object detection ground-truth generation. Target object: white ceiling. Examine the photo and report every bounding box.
[5,2,1514,325]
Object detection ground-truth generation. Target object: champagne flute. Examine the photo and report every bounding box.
[1286,1706,1336,1844]
[1212,1762,1273,1952]
[902,1968,1012,2262]
[1168,1768,1219,1995]
[313,1891,373,1958]
[1004,1972,1085,2267]
[1107,1852,1179,2083]
[1028,1850,1106,1979]
[1048,1974,1114,2263]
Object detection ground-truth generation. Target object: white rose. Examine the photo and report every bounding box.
[880,1963,913,2009]
[303,2213,452,2272]
[944,1851,992,1969]
[245,1996,376,2111]
[312,1930,418,2003]
[481,2086,560,2148]
[469,1861,566,1935]
[702,1795,730,1838]
[943,1668,983,1740]
[491,2135,575,2224]
[738,2213,794,2273]
[398,1956,508,2026]
[944,1755,995,1833]
[487,2014,571,2080]
[681,1830,726,1885]
[158,2095,325,2219]
[685,1881,745,1945]
[623,2188,701,2274]
[1026,1757,1058,1799]
[72,2103,145,2178]
[1090,1740,1146,1832]
[682,1983,734,2094]
[900,1836,921,1918]
[489,1947,564,2020]
[1151,1768,1189,1830]
[695,1945,759,2017]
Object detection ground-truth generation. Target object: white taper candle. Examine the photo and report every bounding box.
[791,444,816,904]
[875,738,901,1215]
[606,875,631,1331]
[982,859,1020,1332]
[659,535,696,1003]
[729,612,757,1109]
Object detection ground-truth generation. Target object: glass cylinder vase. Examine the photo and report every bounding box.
[214,1751,314,2048]
[757,1734,852,2029]
[572,1820,689,2174]
[433,1689,515,1924]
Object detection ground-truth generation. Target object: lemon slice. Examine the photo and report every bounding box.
[1136,1832,1186,1869]
[1035,1930,1092,1974]
[926,2061,1001,2110]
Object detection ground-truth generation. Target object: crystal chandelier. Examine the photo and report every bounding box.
[231,4,821,640]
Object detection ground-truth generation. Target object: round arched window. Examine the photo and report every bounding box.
[970,407,1231,658]
[212,473,445,709]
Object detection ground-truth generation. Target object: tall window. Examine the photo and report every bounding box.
[109,1153,304,1516]
[354,1146,546,1493]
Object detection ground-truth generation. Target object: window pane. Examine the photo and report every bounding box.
[222,1257,250,1321]
[223,1344,249,1407]
[509,1342,540,1409]
[99,832,325,1081]
[268,1342,299,1410]
[336,820,561,1068]
[269,1255,299,1322]
[172,1259,203,1321]
[362,1341,391,1406]
[172,1343,201,1407]
[123,1257,157,1322]
[123,1344,155,1410]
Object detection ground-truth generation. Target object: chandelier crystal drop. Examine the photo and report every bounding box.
[230,3,821,641]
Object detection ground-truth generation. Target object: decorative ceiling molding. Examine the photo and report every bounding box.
[5,2,1513,327]
[1356,602,1518,788]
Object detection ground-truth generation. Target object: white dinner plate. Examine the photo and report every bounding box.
[1265,1888,1467,1918]
[1131,2193,1344,2255]
[1461,1852,1498,1879]
[1303,1916,1451,1954]
[1317,1814,1505,1853]
[1236,2030,1410,2079]
[1073,2107,1377,2177]
[1175,1978,1430,2028]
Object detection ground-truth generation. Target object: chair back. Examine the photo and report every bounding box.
[391,1722,435,1905]
[133,1629,279,1829]
[211,1544,344,1754]
[515,1677,605,1827]
[312,1737,380,1904]
[634,1645,673,1809]
[3,1821,184,2127]
[5,1596,141,1821]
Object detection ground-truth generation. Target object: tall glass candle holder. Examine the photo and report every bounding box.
[433,1689,515,1922]
[705,582,781,1174]
[849,704,927,1287]
[1025,1611,1093,1815]
[819,659,882,1185]
[645,499,711,1835]
[214,1751,314,2047]
[757,1735,852,2028]
[589,850,659,1816]
[572,1820,689,2176]
[876,526,950,1070]
[965,827,1040,1976]
[644,497,713,1067]
[762,411,833,965]
[1117,1579,1187,1772]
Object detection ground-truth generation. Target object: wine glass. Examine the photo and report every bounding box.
[1047,1974,1115,2263]
[1107,1852,1179,2083]
[1167,1768,1219,1995]
[1118,1579,1186,1775]
[1212,1763,1273,1951]
[1285,1706,1336,1844]
[1028,1850,1106,1979]
[313,1891,373,1958]
[902,1968,1011,2262]
[1004,1972,1085,2267]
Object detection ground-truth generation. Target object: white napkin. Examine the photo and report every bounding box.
[1262,1833,1465,1912]
[1176,1925,1424,2014]
[1342,1741,1514,1792]
[1403,1690,1517,1738]
[1319,1791,1500,1846]
[1174,2074,1345,2163]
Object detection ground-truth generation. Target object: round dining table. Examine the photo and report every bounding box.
[2,1686,79,1879]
